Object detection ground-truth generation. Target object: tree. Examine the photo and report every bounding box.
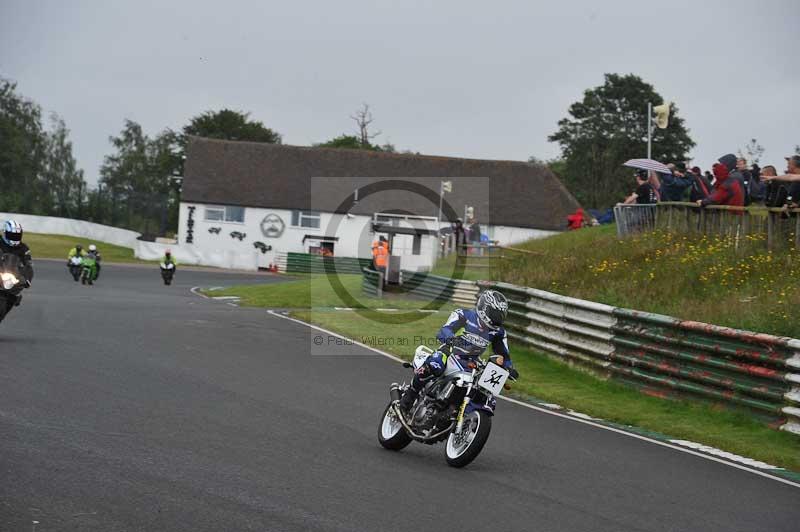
[100,120,182,234]
[314,134,395,152]
[738,138,765,165]
[316,134,366,150]
[351,103,381,146]
[0,78,47,212]
[549,73,695,208]
[182,109,282,144]
[316,104,396,152]
[1,78,87,216]
[41,114,85,218]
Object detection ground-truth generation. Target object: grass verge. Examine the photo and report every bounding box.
[205,274,432,310]
[26,233,149,263]
[290,308,800,471]
[492,224,800,338]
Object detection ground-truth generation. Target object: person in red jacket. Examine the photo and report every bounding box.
[566,208,586,230]
[696,162,745,210]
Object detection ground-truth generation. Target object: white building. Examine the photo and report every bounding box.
[167,138,581,271]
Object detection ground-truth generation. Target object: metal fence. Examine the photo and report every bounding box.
[277,252,373,274]
[614,204,658,238]
[478,280,800,434]
[616,202,800,251]
[400,271,480,306]
[362,268,383,297]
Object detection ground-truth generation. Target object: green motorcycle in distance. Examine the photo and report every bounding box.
[80,255,98,285]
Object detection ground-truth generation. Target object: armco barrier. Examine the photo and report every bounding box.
[285,252,372,274]
[362,268,383,297]
[400,271,479,306]
[478,280,800,434]
[0,212,141,248]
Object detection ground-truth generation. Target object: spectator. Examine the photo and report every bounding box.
[749,163,765,204]
[468,218,482,254]
[647,171,662,201]
[452,218,467,251]
[567,208,586,230]
[659,163,694,201]
[704,170,715,187]
[697,162,745,209]
[761,165,790,207]
[762,155,800,207]
[718,153,750,205]
[688,165,711,202]
[624,169,658,204]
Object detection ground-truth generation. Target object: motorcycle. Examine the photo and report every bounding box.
[160,262,175,285]
[378,344,512,468]
[0,253,28,324]
[81,255,98,285]
[68,255,82,281]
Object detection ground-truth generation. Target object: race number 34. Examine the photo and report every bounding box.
[477,362,509,396]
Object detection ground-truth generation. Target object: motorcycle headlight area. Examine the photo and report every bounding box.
[1,272,19,289]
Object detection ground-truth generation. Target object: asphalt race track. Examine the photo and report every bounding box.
[1,261,798,531]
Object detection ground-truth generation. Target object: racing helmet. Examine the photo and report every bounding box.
[88,244,97,252]
[476,290,508,329]
[2,220,23,247]
[76,244,83,252]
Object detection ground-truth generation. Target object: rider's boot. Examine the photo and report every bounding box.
[398,387,419,414]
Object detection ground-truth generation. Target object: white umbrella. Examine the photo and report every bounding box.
[623,158,671,174]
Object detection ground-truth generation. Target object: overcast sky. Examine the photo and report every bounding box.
[2,0,798,185]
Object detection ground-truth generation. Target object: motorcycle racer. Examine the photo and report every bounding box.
[398,290,518,412]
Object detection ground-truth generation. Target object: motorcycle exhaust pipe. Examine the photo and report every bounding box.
[389,383,401,402]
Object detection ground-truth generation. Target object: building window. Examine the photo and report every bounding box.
[291,210,320,229]
[224,206,245,223]
[205,206,244,223]
[412,234,422,255]
[204,207,224,221]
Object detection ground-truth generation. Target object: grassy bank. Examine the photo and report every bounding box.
[466,225,800,338]
[26,233,148,263]
[291,308,800,471]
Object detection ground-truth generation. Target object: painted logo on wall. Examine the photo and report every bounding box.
[260,213,285,238]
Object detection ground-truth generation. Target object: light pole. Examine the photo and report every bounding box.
[647,101,653,159]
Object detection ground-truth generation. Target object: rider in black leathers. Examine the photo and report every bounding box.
[0,220,34,315]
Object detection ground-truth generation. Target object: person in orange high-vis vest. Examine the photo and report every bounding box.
[372,236,389,272]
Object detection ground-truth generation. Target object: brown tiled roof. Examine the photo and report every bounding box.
[182,137,580,231]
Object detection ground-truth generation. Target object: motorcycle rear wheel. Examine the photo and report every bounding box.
[444,410,492,468]
[378,403,412,451]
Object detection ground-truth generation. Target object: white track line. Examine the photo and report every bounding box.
[266,309,800,489]
[190,286,209,299]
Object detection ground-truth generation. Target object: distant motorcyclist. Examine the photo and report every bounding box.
[163,249,177,269]
[398,290,518,413]
[0,220,34,315]
[86,244,102,279]
[67,244,85,260]
[67,244,85,281]
[160,249,178,285]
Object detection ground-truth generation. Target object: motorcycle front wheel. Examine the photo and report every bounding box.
[378,403,412,451]
[444,410,492,468]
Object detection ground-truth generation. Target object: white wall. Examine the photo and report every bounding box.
[0,212,141,248]
[173,203,559,271]
[176,202,376,270]
[135,240,260,271]
[487,225,558,245]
